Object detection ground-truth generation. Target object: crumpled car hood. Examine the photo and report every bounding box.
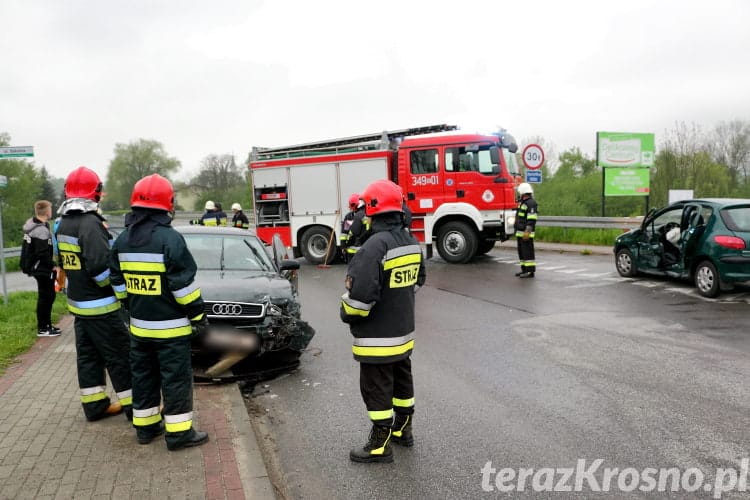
[194,270,295,302]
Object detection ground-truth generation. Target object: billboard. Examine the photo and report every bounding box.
[597,132,655,168]
[604,167,650,196]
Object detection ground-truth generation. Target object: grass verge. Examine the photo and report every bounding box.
[0,291,68,375]
[1,256,20,273]
[536,227,627,246]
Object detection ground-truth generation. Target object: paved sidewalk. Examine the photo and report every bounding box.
[0,315,275,500]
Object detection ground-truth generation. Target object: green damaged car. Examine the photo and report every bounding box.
[614,198,750,298]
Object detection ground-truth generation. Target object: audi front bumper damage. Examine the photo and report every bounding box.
[194,300,316,380]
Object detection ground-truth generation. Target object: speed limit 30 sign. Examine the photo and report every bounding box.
[522,144,545,170]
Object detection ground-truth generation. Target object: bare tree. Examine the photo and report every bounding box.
[191,154,243,192]
[709,119,750,183]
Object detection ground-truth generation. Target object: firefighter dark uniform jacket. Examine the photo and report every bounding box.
[109,215,205,341]
[56,199,121,317]
[232,211,249,229]
[343,207,370,257]
[514,195,538,238]
[340,214,426,364]
[340,210,356,246]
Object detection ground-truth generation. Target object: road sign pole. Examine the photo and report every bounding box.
[0,201,8,305]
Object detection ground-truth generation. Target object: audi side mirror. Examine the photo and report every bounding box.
[280,259,300,271]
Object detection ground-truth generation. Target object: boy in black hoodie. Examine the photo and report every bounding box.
[22,200,60,336]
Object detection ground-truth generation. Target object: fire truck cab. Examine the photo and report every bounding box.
[249,124,520,265]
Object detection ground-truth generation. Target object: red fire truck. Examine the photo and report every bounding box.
[248,124,520,264]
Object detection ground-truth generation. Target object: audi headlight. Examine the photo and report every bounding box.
[266,303,283,316]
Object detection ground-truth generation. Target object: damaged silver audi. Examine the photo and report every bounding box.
[175,225,315,381]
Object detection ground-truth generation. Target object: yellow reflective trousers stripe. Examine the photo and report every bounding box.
[368,409,393,421]
[352,340,414,358]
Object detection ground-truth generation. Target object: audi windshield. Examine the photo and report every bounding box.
[182,233,276,272]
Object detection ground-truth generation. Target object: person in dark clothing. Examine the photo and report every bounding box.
[401,200,412,231]
[343,199,369,260]
[341,193,367,261]
[340,179,426,463]
[191,200,227,226]
[110,174,209,451]
[22,200,60,336]
[230,202,250,229]
[214,202,228,226]
[56,166,132,422]
[514,183,538,278]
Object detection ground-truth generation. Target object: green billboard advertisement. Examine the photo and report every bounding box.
[604,167,650,196]
[597,132,655,168]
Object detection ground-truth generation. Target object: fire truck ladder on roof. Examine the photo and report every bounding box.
[251,124,459,161]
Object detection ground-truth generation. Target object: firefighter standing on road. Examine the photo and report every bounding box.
[191,200,227,226]
[109,174,209,451]
[340,193,361,261]
[343,196,369,260]
[340,179,426,463]
[514,182,538,278]
[230,202,249,229]
[56,166,132,421]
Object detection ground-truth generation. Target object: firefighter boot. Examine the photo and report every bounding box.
[167,428,209,451]
[137,422,165,445]
[391,413,414,447]
[349,424,393,463]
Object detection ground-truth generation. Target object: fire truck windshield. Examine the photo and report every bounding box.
[445,145,502,176]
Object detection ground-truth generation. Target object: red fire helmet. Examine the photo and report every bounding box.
[130,174,174,212]
[65,166,103,201]
[362,179,404,217]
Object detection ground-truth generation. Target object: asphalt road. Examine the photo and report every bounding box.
[247,244,750,499]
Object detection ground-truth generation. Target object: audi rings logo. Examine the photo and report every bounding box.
[211,303,243,316]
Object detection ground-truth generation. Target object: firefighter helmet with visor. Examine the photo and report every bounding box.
[362,179,404,217]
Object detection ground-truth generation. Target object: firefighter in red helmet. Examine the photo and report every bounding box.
[56,166,133,422]
[340,179,426,463]
[109,174,209,450]
[341,193,367,261]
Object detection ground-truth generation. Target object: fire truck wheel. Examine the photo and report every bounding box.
[300,226,337,265]
[436,221,478,264]
[476,240,496,255]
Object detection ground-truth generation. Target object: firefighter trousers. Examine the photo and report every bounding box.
[74,312,132,420]
[360,357,414,426]
[130,336,194,448]
[516,237,536,272]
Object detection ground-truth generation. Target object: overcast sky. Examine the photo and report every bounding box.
[2,0,749,181]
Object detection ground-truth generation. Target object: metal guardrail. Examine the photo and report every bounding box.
[3,247,20,258]
[541,216,643,230]
[1,214,643,259]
